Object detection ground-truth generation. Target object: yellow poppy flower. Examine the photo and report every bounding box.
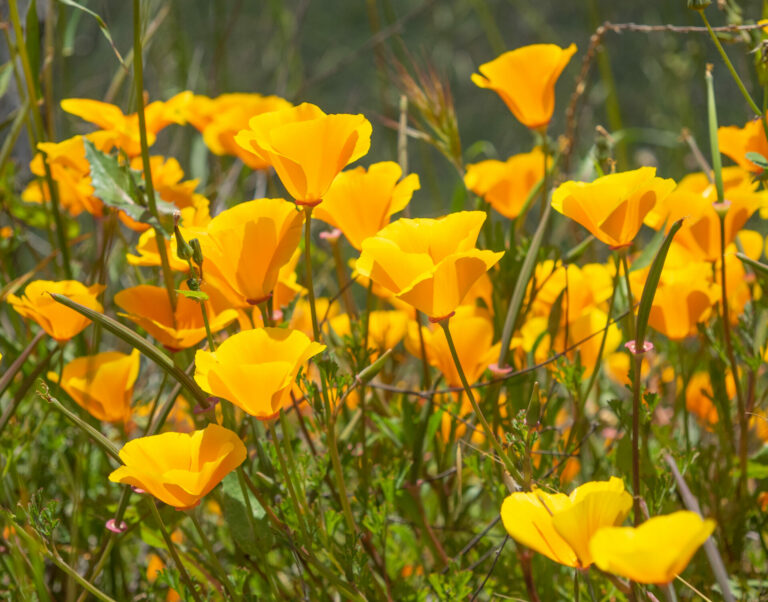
[61,92,191,157]
[234,102,372,206]
[313,162,420,250]
[328,310,410,359]
[464,148,548,219]
[405,306,499,387]
[356,211,503,320]
[589,511,716,584]
[471,44,577,130]
[8,280,104,342]
[114,284,238,352]
[551,167,676,248]
[108,423,246,510]
[47,349,140,423]
[200,198,304,306]
[718,117,768,173]
[186,93,293,170]
[644,167,763,261]
[500,477,632,568]
[194,328,325,419]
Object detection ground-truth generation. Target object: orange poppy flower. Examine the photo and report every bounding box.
[8,280,104,342]
[644,167,763,261]
[108,423,246,510]
[552,167,676,248]
[464,148,548,219]
[356,211,503,320]
[234,102,372,206]
[194,328,325,419]
[186,93,293,170]
[114,284,238,352]
[472,44,577,130]
[200,198,304,306]
[48,349,140,423]
[61,92,191,157]
[313,162,420,250]
[718,117,768,173]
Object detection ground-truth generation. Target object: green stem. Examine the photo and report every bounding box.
[582,261,620,400]
[303,207,320,341]
[200,302,216,351]
[133,0,177,312]
[439,319,523,484]
[189,511,240,601]
[700,12,766,130]
[620,251,636,343]
[705,66,725,205]
[270,418,310,540]
[630,352,642,526]
[146,499,202,602]
[328,411,358,536]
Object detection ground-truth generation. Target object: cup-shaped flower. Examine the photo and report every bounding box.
[405,306,499,387]
[552,167,675,248]
[313,162,420,250]
[108,423,246,510]
[186,93,293,170]
[200,198,304,306]
[194,328,325,419]
[464,148,548,219]
[471,44,577,130]
[234,103,372,206]
[718,117,768,173]
[356,211,503,320]
[643,167,763,261]
[500,477,632,568]
[114,285,238,352]
[47,349,140,423]
[8,280,104,342]
[589,511,716,584]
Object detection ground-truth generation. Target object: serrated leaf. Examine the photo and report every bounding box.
[84,138,175,233]
[175,289,208,301]
[219,472,269,556]
[746,151,768,170]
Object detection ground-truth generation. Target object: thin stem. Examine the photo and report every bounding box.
[630,352,642,526]
[200,302,216,351]
[330,236,357,318]
[303,207,321,341]
[269,418,310,540]
[189,511,239,601]
[146,499,202,602]
[620,251,636,343]
[439,319,523,483]
[327,411,358,536]
[582,260,619,400]
[133,0,177,312]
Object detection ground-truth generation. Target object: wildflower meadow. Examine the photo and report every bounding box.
[3,0,768,600]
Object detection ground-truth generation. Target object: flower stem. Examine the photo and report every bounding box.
[439,319,522,484]
[582,258,620,400]
[619,251,636,342]
[133,0,177,314]
[303,207,320,341]
[189,510,240,601]
[147,498,202,602]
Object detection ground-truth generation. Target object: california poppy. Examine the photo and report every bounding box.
[472,44,577,130]
[589,511,716,584]
[8,280,104,342]
[108,423,246,510]
[234,103,372,206]
[356,211,503,321]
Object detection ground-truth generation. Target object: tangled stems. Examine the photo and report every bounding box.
[439,319,523,484]
[189,510,240,601]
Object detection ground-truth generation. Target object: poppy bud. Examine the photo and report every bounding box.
[174,225,193,260]
[687,0,711,9]
[190,238,204,266]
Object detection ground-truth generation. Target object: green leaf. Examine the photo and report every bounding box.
[746,151,768,170]
[0,62,13,100]
[629,224,667,272]
[25,0,40,98]
[635,218,684,346]
[83,138,175,233]
[175,289,208,301]
[57,0,127,68]
[49,293,208,406]
[219,472,269,556]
